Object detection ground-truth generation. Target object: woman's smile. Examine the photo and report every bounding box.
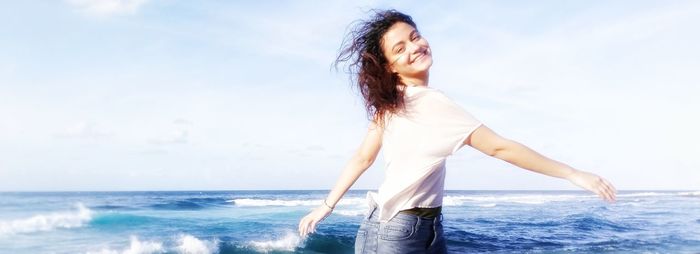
[411,49,430,64]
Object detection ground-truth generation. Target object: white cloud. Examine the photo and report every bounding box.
[149,129,188,145]
[173,118,192,125]
[54,121,111,139]
[66,0,149,16]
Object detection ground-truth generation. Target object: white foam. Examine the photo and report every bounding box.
[229,194,586,208]
[176,234,218,254]
[617,192,673,197]
[0,203,93,236]
[247,231,303,252]
[441,196,465,206]
[677,191,700,197]
[228,193,608,208]
[334,209,366,216]
[229,197,366,207]
[87,236,164,254]
[123,236,164,254]
[442,194,582,206]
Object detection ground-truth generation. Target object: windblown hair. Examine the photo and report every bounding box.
[335,9,417,127]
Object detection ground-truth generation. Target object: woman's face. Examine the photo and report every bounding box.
[381,22,432,81]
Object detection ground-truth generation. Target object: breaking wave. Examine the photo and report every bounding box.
[0,203,92,236]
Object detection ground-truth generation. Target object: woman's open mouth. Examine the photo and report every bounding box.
[413,50,429,63]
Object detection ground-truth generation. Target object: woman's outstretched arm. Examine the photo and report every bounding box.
[298,120,383,237]
[465,125,617,202]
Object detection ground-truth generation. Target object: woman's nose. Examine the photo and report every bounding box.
[406,41,425,56]
[406,41,421,53]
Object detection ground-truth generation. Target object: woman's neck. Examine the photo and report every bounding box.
[401,73,429,87]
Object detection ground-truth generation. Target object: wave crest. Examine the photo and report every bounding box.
[226,192,694,208]
[0,203,92,236]
[334,209,365,216]
[677,191,700,197]
[443,194,580,206]
[247,232,303,252]
[228,197,365,207]
[86,236,164,254]
[176,234,218,254]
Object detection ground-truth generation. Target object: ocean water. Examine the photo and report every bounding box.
[0,190,698,254]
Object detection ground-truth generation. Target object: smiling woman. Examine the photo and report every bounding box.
[382,22,433,85]
[297,9,617,254]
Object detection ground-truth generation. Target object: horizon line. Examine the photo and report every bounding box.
[0,189,696,193]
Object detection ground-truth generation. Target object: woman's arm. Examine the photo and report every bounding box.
[298,120,383,237]
[465,125,617,202]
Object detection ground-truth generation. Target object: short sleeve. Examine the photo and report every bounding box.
[426,91,482,155]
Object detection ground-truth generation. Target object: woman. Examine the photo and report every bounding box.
[298,9,616,254]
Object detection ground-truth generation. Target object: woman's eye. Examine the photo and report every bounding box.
[396,47,404,54]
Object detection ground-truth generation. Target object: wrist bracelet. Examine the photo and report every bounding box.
[323,199,335,210]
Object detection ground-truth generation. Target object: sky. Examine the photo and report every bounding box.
[0,0,698,191]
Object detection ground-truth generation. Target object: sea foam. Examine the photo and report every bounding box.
[230,194,586,208]
[86,236,164,254]
[617,192,674,197]
[0,203,92,236]
[334,209,366,217]
[442,194,581,206]
[87,235,217,254]
[247,231,303,252]
[229,197,366,207]
[677,191,700,197]
[176,234,218,254]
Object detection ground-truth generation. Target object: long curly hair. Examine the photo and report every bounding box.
[335,9,417,127]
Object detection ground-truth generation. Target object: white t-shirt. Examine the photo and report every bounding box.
[368,85,482,222]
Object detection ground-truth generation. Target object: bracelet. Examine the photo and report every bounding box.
[323,199,335,210]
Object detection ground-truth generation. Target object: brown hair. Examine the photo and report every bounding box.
[334,9,417,126]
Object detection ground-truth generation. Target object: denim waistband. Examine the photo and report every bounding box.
[365,198,443,224]
[399,206,442,219]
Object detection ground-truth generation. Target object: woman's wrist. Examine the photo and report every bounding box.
[322,199,335,210]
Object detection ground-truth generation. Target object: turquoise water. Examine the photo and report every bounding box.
[0,190,698,253]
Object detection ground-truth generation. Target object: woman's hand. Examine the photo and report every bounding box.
[298,205,333,237]
[566,170,617,202]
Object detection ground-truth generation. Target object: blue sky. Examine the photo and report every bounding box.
[1,1,698,191]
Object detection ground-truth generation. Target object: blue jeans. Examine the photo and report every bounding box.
[354,201,447,254]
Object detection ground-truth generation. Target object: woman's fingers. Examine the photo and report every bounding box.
[298,213,322,237]
[599,178,616,202]
[304,219,318,236]
[299,216,313,237]
[310,220,318,234]
[602,188,613,202]
[595,181,610,201]
[604,178,617,199]
[298,218,302,235]
[595,177,616,202]
[298,217,307,237]
[576,172,616,203]
[597,188,608,201]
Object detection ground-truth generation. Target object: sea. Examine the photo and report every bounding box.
[0,190,698,254]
